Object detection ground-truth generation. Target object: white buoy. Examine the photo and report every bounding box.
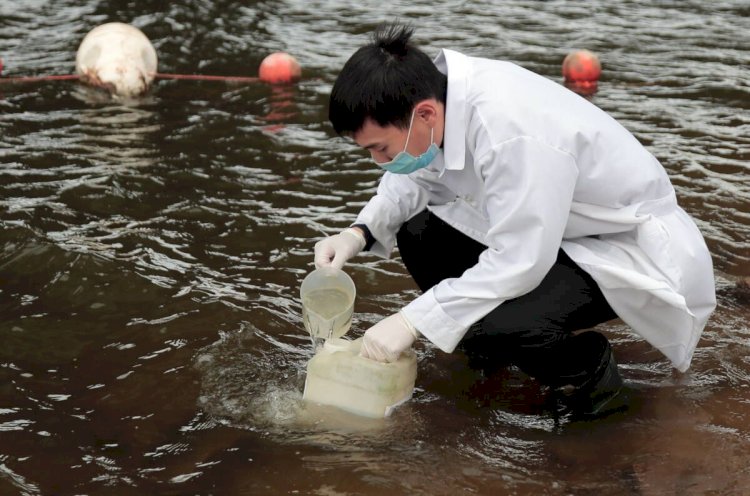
[75,22,157,97]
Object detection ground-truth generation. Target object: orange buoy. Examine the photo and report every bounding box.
[562,49,601,83]
[258,52,301,84]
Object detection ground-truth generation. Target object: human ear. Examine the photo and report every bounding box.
[414,100,439,127]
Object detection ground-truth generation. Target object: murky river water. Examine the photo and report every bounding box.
[1,1,749,494]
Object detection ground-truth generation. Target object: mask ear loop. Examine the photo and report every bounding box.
[402,109,417,153]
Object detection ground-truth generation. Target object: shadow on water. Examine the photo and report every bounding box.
[1,0,749,494]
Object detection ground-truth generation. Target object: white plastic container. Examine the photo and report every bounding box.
[303,337,418,418]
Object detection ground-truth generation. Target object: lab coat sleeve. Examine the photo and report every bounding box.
[402,136,579,353]
[354,171,433,258]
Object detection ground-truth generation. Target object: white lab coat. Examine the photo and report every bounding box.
[354,49,716,372]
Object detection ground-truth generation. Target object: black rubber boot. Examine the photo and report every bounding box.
[551,332,625,421]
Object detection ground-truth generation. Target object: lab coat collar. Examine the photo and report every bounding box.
[433,49,468,177]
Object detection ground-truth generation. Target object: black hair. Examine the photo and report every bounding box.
[328,22,448,136]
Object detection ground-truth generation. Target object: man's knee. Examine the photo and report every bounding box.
[396,209,430,249]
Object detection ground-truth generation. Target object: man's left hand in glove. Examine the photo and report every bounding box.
[360,311,419,363]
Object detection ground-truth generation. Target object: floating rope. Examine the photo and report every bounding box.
[0,74,81,83]
[153,73,259,83]
[0,72,262,84]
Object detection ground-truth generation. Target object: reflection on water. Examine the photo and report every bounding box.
[1,0,749,494]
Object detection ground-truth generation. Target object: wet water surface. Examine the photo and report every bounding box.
[1,1,749,494]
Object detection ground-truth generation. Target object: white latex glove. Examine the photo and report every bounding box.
[360,311,420,363]
[314,228,366,270]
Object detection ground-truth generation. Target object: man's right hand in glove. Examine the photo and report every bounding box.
[314,227,366,270]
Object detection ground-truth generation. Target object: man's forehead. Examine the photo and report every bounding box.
[354,119,400,147]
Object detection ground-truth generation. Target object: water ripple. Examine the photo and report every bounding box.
[0,0,748,494]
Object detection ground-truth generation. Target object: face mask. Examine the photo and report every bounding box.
[378,110,439,175]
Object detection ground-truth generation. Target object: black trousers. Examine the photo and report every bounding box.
[396,209,618,388]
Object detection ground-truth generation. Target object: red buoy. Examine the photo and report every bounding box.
[258,52,301,84]
[0,57,4,76]
[562,49,601,83]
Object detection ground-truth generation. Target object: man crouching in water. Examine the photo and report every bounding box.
[313,22,716,420]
